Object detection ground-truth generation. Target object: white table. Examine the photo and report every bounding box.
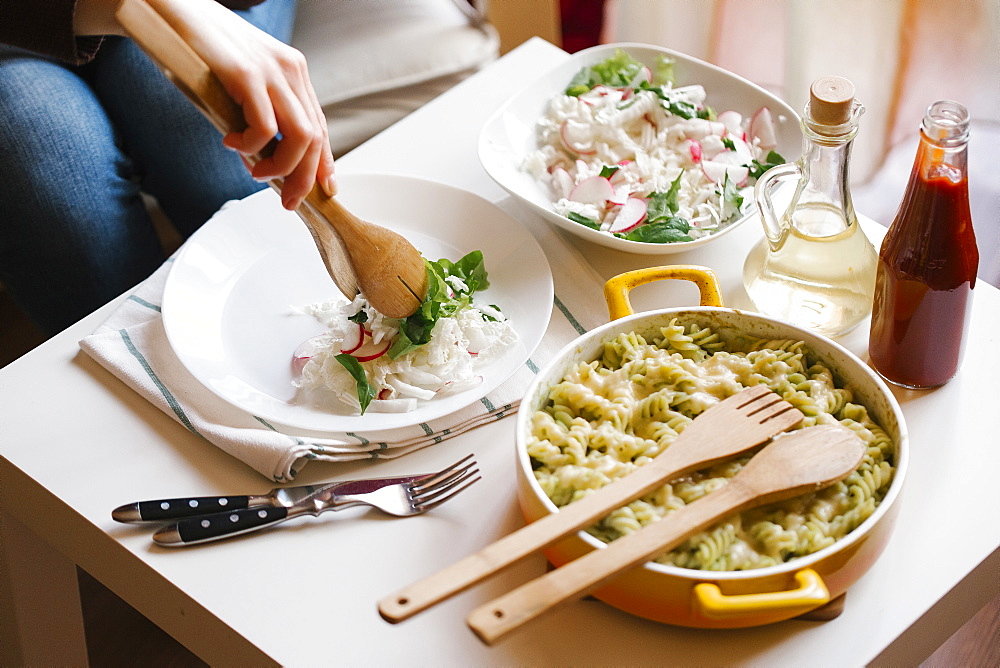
[2,39,997,667]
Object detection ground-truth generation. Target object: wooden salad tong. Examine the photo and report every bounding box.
[378,386,805,622]
[115,0,427,318]
[467,424,865,644]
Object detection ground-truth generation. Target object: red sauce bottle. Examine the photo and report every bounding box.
[868,101,978,389]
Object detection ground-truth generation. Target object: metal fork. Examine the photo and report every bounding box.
[152,455,480,546]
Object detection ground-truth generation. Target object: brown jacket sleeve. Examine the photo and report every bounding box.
[0,0,268,65]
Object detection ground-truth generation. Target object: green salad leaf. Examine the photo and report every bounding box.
[721,172,744,218]
[388,250,492,359]
[748,150,787,180]
[619,216,692,243]
[645,173,684,222]
[334,353,376,414]
[565,50,677,97]
[636,81,713,120]
[652,54,675,86]
[565,49,712,121]
[565,49,644,95]
[567,211,601,229]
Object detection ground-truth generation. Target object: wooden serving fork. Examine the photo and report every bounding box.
[378,385,804,623]
[115,0,427,318]
[467,424,865,644]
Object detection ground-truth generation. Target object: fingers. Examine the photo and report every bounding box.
[246,85,310,177]
[146,0,333,207]
[302,66,337,197]
[215,41,334,209]
[259,57,331,208]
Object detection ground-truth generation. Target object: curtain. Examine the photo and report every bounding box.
[603,0,1000,184]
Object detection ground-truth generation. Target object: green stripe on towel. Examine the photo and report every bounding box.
[119,329,200,436]
[554,295,586,335]
[127,295,161,312]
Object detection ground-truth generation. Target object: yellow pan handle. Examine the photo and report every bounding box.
[692,569,830,621]
[603,265,723,321]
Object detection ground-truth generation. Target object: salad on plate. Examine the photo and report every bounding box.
[523,49,785,244]
[292,250,517,415]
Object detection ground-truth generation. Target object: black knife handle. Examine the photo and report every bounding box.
[154,507,291,546]
[112,495,252,523]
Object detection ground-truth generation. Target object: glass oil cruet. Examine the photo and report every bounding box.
[868,100,978,389]
[743,76,879,336]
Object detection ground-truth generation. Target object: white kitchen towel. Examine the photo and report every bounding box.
[80,198,610,481]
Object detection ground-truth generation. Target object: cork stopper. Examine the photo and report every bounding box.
[809,76,855,126]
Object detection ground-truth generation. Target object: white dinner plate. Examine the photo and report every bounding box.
[162,174,553,433]
[478,43,802,255]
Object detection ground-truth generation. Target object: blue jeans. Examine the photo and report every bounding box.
[0,1,296,335]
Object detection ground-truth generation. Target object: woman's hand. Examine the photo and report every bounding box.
[89,0,337,210]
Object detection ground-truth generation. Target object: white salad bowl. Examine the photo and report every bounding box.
[478,43,801,255]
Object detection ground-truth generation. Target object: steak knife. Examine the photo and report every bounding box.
[111,474,420,524]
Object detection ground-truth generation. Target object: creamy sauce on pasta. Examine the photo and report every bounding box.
[526,319,895,571]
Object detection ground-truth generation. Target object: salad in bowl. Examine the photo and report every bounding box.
[479,44,801,254]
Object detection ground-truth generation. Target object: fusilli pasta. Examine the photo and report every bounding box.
[527,319,896,571]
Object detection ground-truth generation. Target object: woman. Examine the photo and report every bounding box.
[0,0,336,334]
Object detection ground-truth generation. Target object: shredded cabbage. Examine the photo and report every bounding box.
[293,253,517,414]
[523,50,783,243]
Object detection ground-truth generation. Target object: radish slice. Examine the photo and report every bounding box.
[550,166,574,199]
[568,175,615,205]
[580,85,624,105]
[292,337,322,374]
[560,120,596,155]
[339,323,364,354]
[577,87,604,106]
[701,159,750,187]
[682,138,703,163]
[727,136,755,163]
[610,160,633,184]
[749,106,777,150]
[629,65,652,87]
[350,338,391,363]
[717,110,743,136]
[609,183,631,205]
[608,197,648,234]
[291,356,310,375]
[710,144,754,170]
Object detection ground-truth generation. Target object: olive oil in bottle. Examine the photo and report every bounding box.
[743,76,878,336]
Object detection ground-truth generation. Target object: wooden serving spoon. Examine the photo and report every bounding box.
[115,0,427,318]
[466,424,866,645]
[378,385,804,623]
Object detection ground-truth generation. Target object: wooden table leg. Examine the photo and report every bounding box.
[0,509,89,666]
